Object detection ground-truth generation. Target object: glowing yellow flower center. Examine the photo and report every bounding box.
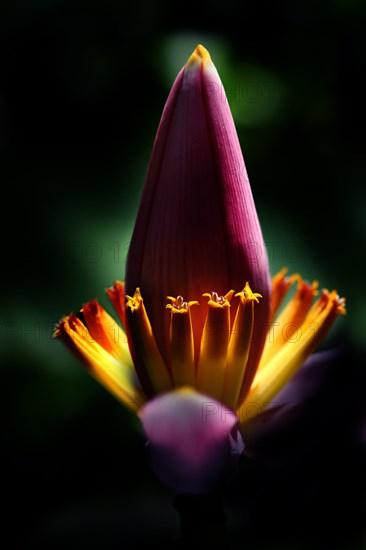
[54,269,346,422]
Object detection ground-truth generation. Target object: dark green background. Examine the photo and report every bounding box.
[1,1,365,547]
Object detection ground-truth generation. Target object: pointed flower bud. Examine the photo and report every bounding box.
[126,45,271,398]
[54,45,347,495]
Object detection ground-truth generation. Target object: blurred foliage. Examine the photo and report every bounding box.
[1,1,365,546]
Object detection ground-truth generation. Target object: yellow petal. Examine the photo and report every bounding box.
[54,315,144,412]
[238,290,346,420]
[259,276,318,366]
[82,299,132,365]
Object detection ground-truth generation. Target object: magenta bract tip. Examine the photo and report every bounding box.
[126,46,271,398]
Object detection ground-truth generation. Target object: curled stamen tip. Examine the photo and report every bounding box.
[166,295,199,313]
[126,287,143,311]
[203,290,234,307]
[235,282,262,303]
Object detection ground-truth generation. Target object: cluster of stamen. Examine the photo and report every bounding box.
[55,269,346,420]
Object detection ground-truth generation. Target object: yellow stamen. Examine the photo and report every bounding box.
[238,289,346,421]
[202,289,234,308]
[126,288,173,394]
[54,315,144,412]
[259,276,318,366]
[166,295,199,313]
[196,290,234,400]
[222,283,262,410]
[166,296,198,387]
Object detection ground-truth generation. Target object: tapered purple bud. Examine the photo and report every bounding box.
[126,45,271,399]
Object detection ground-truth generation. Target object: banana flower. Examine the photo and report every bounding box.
[55,45,345,493]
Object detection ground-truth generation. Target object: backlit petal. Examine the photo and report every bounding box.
[54,315,144,412]
[139,387,244,493]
